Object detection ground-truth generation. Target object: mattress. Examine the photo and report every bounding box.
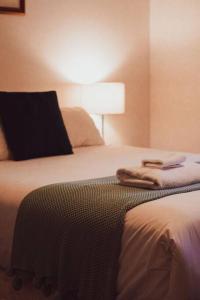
[0,145,200,300]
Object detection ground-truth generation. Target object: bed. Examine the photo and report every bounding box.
[0,144,200,300]
[0,91,200,300]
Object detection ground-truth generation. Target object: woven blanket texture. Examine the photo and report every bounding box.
[10,176,200,300]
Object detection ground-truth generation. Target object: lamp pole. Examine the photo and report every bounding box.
[102,114,105,138]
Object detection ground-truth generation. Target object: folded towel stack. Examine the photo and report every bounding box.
[117,154,200,189]
[142,154,186,169]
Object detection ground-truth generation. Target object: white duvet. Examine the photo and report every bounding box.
[0,145,200,300]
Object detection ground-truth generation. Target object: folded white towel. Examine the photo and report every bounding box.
[142,154,186,169]
[117,163,200,189]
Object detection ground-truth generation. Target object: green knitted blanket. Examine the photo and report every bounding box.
[10,176,200,300]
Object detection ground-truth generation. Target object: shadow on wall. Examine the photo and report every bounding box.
[0,28,83,106]
[0,28,65,90]
[104,48,150,146]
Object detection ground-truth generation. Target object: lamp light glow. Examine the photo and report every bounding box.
[81,82,125,115]
[81,82,125,138]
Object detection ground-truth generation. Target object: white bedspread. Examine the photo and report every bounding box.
[0,145,200,300]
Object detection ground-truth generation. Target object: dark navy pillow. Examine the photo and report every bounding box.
[0,91,73,160]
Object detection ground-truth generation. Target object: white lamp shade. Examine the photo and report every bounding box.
[81,82,125,115]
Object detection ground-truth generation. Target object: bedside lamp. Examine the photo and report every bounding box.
[81,83,125,137]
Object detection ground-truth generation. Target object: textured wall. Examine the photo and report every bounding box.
[150,0,200,153]
[0,0,150,147]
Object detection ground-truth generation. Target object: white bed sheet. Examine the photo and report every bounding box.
[0,145,200,300]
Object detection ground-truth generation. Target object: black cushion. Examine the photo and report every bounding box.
[0,91,73,160]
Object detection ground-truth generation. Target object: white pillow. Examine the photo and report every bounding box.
[0,128,10,160]
[61,107,104,148]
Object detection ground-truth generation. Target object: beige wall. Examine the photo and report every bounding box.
[0,0,150,147]
[1,0,200,152]
[150,0,200,153]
